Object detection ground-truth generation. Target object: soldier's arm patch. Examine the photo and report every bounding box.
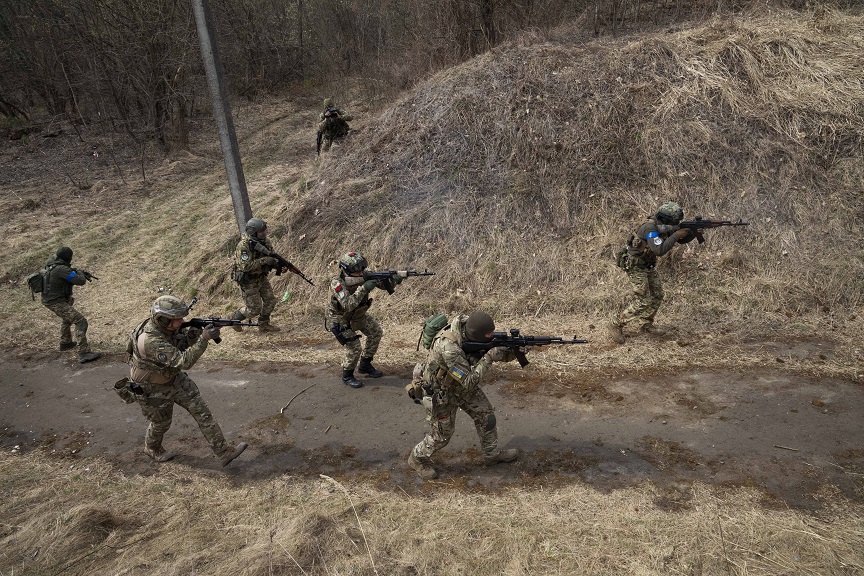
[157,353,168,362]
[449,366,467,381]
[241,251,250,261]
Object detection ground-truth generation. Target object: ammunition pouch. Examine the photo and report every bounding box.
[327,321,360,346]
[113,378,137,404]
[615,246,628,269]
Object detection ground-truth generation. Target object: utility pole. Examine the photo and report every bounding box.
[191,0,252,233]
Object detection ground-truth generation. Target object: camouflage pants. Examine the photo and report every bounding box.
[134,372,227,456]
[238,276,277,320]
[341,314,383,370]
[410,383,499,461]
[43,300,91,353]
[618,265,664,327]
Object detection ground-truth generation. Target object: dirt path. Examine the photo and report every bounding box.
[1,350,863,510]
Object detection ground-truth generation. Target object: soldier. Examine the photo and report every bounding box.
[230,218,286,333]
[325,251,402,388]
[127,295,248,466]
[610,201,696,344]
[407,311,519,480]
[316,97,352,154]
[40,247,101,363]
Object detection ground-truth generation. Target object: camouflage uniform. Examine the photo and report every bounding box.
[410,314,509,463]
[128,317,230,458]
[40,252,98,361]
[317,98,352,152]
[614,205,694,331]
[325,275,383,371]
[233,232,278,325]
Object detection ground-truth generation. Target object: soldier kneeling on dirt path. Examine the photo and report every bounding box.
[407,311,519,480]
[126,295,247,466]
[38,246,101,364]
[230,217,286,334]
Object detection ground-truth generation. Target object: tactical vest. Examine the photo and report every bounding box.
[127,319,177,384]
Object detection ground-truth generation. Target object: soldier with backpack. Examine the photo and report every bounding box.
[34,247,101,363]
[316,97,352,155]
[407,310,520,480]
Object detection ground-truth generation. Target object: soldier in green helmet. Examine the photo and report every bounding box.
[407,310,520,480]
[324,251,402,388]
[126,295,248,466]
[610,201,697,344]
[39,246,101,363]
[230,218,287,333]
[316,97,352,154]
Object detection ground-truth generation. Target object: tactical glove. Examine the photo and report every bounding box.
[363,279,379,292]
[672,229,690,241]
[201,324,221,343]
[486,346,513,362]
[186,327,203,341]
[390,272,404,285]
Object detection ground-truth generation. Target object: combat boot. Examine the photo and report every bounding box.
[640,323,667,336]
[342,369,363,389]
[408,453,438,480]
[231,310,246,332]
[59,342,77,351]
[258,317,281,333]
[608,321,625,345]
[485,448,519,465]
[219,442,248,466]
[78,352,101,364]
[357,356,383,378]
[144,445,176,463]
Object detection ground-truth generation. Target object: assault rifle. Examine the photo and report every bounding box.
[362,269,435,294]
[178,298,259,344]
[462,329,588,368]
[79,270,98,281]
[316,131,322,156]
[250,239,315,286]
[678,216,749,244]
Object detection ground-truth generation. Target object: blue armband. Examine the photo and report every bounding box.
[66,271,78,281]
[646,231,659,239]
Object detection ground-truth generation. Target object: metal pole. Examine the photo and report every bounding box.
[191,0,252,233]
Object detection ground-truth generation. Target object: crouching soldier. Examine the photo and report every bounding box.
[324,251,402,388]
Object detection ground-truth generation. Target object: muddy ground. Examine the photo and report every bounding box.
[1,343,862,512]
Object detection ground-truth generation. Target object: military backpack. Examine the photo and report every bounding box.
[416,312,449,351]
[25,264,54,300]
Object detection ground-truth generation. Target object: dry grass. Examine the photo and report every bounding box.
[2,453,863,575]
[2,7,864,575]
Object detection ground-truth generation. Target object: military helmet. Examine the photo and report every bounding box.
[656,201,684,225]
[338,251,368,275]
[465,311,496,342]
[56,246,73,263]
[245,217,267,235]
[151,295,189,322]
[323,98,333,108]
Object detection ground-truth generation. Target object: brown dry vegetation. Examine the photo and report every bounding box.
[2,6,864,576]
